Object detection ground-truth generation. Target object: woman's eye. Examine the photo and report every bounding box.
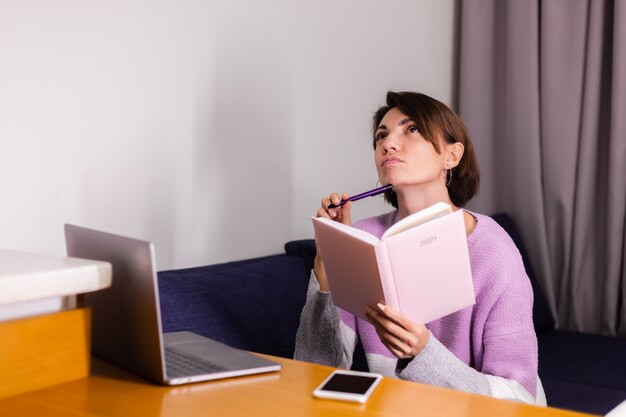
[408,126,419,133]
[375,132,387,141]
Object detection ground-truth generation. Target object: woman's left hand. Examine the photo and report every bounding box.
[365,303,430,359]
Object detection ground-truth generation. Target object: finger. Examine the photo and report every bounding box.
[384,340,413,358]
[364,304,385,325]
[366,305,424,357]
[365,306,409,342]
[316,206,332,219]
[366,311,415,358]
[326,193,346,219]
[373,322,420,359]
[319,197,338,219]
[366,306,408,339]
[376,303,419,330]
[329,193,342,206]
[374,328,403,357]
[340,198,353,226]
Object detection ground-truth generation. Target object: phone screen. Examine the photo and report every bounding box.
[319,373,379,394]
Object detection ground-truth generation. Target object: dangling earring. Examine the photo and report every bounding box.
[446,168,453,186]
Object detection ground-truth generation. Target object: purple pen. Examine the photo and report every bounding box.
[327,184,393,209]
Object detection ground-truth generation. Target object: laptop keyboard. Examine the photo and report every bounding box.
[165,347,230,378]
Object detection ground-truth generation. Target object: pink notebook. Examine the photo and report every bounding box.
[312,202,475,324]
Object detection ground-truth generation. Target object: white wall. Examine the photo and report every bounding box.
[0,0,457,271]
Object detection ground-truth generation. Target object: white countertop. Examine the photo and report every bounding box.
[0,249,112,306]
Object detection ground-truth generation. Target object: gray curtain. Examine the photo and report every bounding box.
[458,0,626,336]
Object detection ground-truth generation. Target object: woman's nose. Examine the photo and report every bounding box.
[382,134,400,153]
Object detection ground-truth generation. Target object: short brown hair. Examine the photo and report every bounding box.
[372,91,480,207]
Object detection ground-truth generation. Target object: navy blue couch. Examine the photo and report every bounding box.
[158,214,626,415]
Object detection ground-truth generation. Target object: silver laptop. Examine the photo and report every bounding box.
[65,224,281,385]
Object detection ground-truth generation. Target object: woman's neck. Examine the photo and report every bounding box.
[395,185,455,219]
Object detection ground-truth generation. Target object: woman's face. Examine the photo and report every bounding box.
[374,107,448,191]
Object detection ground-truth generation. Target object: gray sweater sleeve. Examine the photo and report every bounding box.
[396,333,491,396]
[293,272,354,368]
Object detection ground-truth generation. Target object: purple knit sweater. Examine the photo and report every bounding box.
[347,209,539,396]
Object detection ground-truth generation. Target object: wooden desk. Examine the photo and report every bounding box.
[0,355,595,417]
[0,249,111,398]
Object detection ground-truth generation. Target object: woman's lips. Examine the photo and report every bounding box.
[382,157,403,167]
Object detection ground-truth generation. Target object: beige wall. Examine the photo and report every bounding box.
[0,0,457,270]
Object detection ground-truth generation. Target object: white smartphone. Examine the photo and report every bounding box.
[313,370,383,403]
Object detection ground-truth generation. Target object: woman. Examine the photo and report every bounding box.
[294,91,546,405]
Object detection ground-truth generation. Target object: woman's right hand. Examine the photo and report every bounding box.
[313,193,353,291]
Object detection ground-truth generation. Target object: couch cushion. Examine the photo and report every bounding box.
[541,378,626,415]
[285,239,317,272]
[538,329,626,413]
[491,213,555,331]
[538,330,626,389]
[158,254,310,359]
